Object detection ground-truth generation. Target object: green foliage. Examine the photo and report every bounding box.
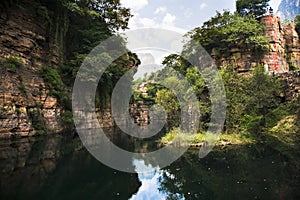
[2,56,23,73]
[35,5,50,22]
[38,65,63,92]
[28,108,47,133]
[246,67,282,115]
[153,62,283,135]
[241,67,283,133]
[236,0,270,18]
[289,64,299,71]
[60,110,74,131]
[185,11,269,62]
[294,15,300,37]
[156,89,180,113]
[63,0,132,31]
[220,66,248,132]
[38,65,70,108]
[18,83,27,95]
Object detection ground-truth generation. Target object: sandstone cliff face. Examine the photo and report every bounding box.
[0,69,62,138]
[277,71,300,101]
[0,1,62,138]
[284,23,300,68]
[228,15,300,73]
[0,1,60,68]
[261,15,289,73]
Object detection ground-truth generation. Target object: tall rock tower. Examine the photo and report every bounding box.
[261,14,289,73]
[284,23,300,68]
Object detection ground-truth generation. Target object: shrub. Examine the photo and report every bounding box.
[28,108,47,133]
[18,83,27,95]
[35,5,50,22]
[38,65,64,99]
[2,56,23,73]
[295,15,300,37]
[60,111,74,130]
[289,64,299,71]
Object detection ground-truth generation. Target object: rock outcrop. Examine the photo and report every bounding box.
[0,1,63,138]
[0,1,61,68]
[260,15,289,73]
[277,70,300,101]
[284,23,300,68]
[0,70,62,138]
[226,14,300,73]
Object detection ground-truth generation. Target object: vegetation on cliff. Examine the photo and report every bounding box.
[236,0,270,18]
[184,10,270,67]
[0,0,140,133]
[129,0,300,165]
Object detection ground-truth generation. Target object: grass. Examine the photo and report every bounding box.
[261,115,300,168]
[160,113,300,169]
[161,127,255,147]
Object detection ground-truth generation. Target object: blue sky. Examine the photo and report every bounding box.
[121,0,282,31]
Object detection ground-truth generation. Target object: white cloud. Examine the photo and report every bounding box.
[269,0,281,12]
[121,0,148,11]
[154,6,167,14]
[139,17,157,27]
[162,13,176,26]
[127,13,177,29]
[200,3,208,10]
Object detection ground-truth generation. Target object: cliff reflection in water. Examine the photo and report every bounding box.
[0,132,141,200]
[0,129,300,200]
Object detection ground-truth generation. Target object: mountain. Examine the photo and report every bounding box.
[277,0,300,20]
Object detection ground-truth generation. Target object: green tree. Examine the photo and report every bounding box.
[243,67,282,134]
[236,0,270,18]
[220,66,248,133]
[294,15,300,36]
[185,11,269,64]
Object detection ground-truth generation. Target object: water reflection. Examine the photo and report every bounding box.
[130,159,166,200]
[0,132,299,200]
[0,135,67,199]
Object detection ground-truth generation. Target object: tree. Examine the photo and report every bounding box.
[185,11,269,64]
[294,15,300,37]
[243,67,282,134]
[220,66,248,133]
[236,0,270,18]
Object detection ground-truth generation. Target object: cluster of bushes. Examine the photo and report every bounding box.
[28,108,47,134]
[38,65,70,107]
[2,56,23,73]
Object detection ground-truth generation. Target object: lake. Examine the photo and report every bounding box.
[0,128,299,200]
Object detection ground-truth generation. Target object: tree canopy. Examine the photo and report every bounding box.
[236,0,270,18]
[295,15,300,36]
[184,11,269,64]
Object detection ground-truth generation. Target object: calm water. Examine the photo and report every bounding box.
[0,129,300,200]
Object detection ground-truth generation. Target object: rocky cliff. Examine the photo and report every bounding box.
[277,70,300,101]
[227,14,300,73]
[277,0,300,20]
[261,15,289,73]
[260,14,300,73]
[0,1,63,138]
[0,0,139,138]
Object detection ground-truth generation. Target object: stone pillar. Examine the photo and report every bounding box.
[260,15,289,73]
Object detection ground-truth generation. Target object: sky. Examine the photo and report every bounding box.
[119,0,282,78]
[120,0,282,31]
